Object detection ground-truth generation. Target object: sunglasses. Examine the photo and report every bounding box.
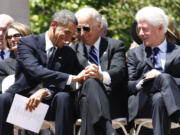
[77,26,91,33]
[6,33,22,40]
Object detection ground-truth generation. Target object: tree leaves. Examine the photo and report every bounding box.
[30,0,180,49]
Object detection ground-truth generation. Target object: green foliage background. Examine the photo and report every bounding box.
[30,0,180,49]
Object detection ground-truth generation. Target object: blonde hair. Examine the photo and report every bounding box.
[5,22,32,49]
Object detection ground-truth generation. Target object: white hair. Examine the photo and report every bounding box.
[101,16,108,29]
[0,14,14,23]
[75,7,102,25]
[136,6,168,33]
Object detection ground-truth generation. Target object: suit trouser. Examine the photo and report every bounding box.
[0,91,74,135]
[139,73,180,135]
[78,78,112,135]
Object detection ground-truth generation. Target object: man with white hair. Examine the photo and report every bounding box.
[127,6,180,135]
[73,7,127,135]
[0,14,14,61]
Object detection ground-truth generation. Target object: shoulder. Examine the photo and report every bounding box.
[128,44,144,53]
[18,33,45,47]
[0,58,15,69]
[103,37,124,46]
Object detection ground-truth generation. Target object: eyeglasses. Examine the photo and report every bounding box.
[77,26,91,33]
[6,33,22,40]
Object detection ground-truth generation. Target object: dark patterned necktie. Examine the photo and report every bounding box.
[152,47,163,72]
[0,50,4,60]
[47,47,56,68]
[88,46,99,65]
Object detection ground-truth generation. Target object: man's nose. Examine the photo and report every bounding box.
[138,29,144,37]
[80,30,86,37]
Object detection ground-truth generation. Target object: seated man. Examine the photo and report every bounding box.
[0,10,85,135]
[0,14,14,62]
[127,6,180,135]
[73,7,127,135]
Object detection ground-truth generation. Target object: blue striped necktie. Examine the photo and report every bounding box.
[88,46,99,65]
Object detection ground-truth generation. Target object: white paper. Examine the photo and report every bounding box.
[6,94,49,133]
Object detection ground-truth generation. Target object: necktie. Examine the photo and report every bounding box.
[0,50,4,60]
[152,47,163,72]
[47,47,56,68]
[88,46,99,65]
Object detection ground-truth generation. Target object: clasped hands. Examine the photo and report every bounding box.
[72,64,103,83]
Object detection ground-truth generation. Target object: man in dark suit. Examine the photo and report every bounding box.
[127,6,180,135]
[72,8,127,135]
[0,10,85,135]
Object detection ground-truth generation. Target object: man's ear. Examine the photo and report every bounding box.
[50,20,57,27]
[158,24,164,32]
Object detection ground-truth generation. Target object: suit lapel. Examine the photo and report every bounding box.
[99,38,108,70]
[38,33,47,66]
[145,46,154,69]
[164,42,176,71]
[77,41,89,68]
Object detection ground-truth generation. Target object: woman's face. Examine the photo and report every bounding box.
[6,28,21,51]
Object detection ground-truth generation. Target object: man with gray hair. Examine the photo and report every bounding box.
[0,14,14,61]
[127,6,180,135]
[99,16,108,37]
[0,10,85,135]
[73,7,127,135]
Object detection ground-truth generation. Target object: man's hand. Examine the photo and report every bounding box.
[25,89,48,112]
[144,69,161,79]
[85,64,103,81]
[72,69,88,83]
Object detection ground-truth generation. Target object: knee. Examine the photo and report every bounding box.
[152,93,164,108]
[82,78,102,95]
[157,73,172,81]
[0,93,14,112]
[54,92,71,102]
[0,93,13,105]
[84,78,97,86]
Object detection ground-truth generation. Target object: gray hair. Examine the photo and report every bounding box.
[52,9,78,26]
[75,7,102,25]
[136,6,168,33]
[101,16,108,29]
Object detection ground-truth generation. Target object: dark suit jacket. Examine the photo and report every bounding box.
[72,37,128,118]
[6,33,81,96]
[0,58,16,92]
[127,41,180,122]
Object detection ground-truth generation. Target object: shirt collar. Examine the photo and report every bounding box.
[152,38,167,53]
[85,37,101,52]
[45,31,54,52]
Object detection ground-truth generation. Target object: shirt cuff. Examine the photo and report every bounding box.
[66,75,72,85]
[102,71,111,85]
[76,82,82,89]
